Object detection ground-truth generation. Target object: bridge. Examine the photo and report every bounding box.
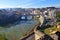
[20,14,40,21]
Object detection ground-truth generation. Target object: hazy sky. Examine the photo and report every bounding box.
[0,0,60,8]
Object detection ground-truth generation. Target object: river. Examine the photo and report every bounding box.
[0,19,38,39]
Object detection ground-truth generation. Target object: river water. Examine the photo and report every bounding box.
[0,20,38,39]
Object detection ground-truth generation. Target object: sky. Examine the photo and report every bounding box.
[0,0,60,8]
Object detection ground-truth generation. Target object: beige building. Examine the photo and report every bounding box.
[39,15,44,26]
[32,10,41,15]
[48,10,56,18]
[50,34,58,40]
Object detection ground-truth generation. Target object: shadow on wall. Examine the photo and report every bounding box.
[55,31,60,40]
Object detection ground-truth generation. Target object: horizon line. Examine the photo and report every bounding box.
[0,6,60,9]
